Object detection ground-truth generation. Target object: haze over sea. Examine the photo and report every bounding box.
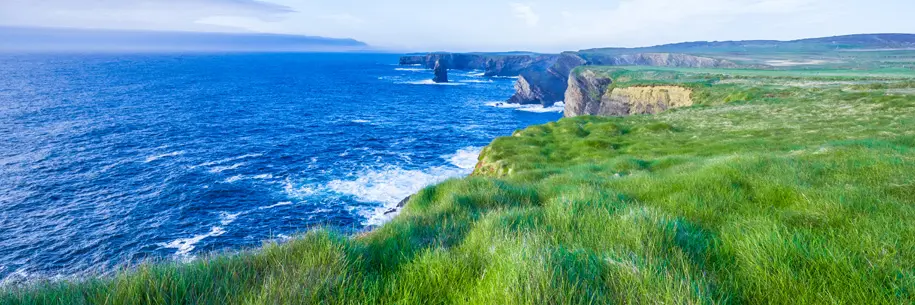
[0,53,561,284]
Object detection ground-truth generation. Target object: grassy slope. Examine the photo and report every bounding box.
[5,67,915,304]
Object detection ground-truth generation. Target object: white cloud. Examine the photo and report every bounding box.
[510,3,540,27]
[1,0,914,51]
[0,0,294,31]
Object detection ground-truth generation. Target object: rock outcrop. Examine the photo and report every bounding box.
[564,69,694,117]
[507,75,541,104]
[433,60,448,83]
[563,69,614,117]
[507,53,587,106]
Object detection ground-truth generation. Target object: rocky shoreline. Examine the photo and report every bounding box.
[399,51,736,111]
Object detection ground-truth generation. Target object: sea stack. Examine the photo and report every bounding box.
[433,60,448,83]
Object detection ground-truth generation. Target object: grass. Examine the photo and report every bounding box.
[4,67,915,304]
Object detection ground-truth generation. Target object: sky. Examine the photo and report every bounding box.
[1,0,913,52]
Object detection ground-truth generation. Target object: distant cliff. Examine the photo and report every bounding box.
[583,53,738,68]
[506,52,734,106]
[563,68,694,117]
[399,33,915,107]
[508,53,586,105]
[399,53,557,77]
[398,52,733,106]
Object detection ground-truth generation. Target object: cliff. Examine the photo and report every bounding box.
[399,51,734,106]
[583,52,738,68]
[562,69,614,117]
[563,68,694,117]
[399,53,557,77]
[507,53,587,106]
[507,52,734,106]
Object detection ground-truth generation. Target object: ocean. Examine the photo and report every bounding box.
[0,53,561,283]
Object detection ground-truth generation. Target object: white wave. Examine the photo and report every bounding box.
[492,75,520,79]
[485,101,565,113]
[222,173,272,183]
[444,146,483,169]
[144,151,185,163]
[193,154,262,169]
[209,163,246,173]
[485,101,522,109]
[325,147,483,226]
[394,67,427,72]
[160,226,226,256]
[0,268,23,285]
[466,71,486,77]
[219,212,242,226]
[351,119,371,124]
[517,102,565,113]
[399,80,466,86]
[284,179,317,198]
[260,201,293,210]
[459,79,494,83]
[224,175,244,183]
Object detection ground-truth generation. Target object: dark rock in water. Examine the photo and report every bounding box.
[397,195,412,208]
[382,195,413,215]
[433,60,448,83]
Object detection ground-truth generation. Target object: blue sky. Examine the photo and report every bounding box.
[1,0,913,52]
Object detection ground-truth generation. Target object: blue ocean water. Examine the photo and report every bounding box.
[0,53,561,283]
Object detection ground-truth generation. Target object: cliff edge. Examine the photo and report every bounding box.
[563,68,694,117]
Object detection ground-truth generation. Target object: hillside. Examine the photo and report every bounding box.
[5,64,915,303]
[581,33,915,54]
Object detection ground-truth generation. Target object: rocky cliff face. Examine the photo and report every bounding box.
[507,53,587,106]
[586,53,738,68]
[399,53,557,77]
[505,52,733,106]
[564,69,694,117]
[563,69,614,117]
[400,51,734,107]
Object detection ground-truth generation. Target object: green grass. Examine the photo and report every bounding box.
[4,68,915,304]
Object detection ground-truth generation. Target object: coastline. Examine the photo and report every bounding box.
[5,35,915,303]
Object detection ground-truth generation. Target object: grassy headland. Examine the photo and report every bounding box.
[4,67,915,304]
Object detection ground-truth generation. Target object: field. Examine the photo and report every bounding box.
[4,63,915,304]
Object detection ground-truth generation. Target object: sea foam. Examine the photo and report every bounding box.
[394,67,427,72]
[160,226,226,256]
[324,146,483,226]
[144,151,185,163]
[260,201,293,210]
[400,80,466,86]
[485,101,565,113]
